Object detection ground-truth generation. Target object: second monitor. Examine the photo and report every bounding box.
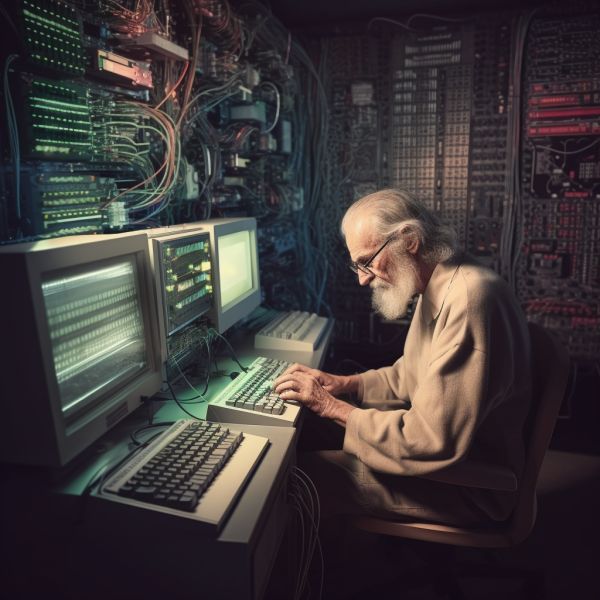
[199,217,261,334]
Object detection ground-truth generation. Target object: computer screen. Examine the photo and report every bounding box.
[0,234,162,467]
[199,218,261,333]
[218,230,254,307]
[150,230,212,337]
[141,228,214,383]
[44,256,148,417]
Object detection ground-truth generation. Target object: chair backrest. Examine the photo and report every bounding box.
[507,321,570,544]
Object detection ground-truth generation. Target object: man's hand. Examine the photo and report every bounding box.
[273,368,356,425]
[277,363,359,397]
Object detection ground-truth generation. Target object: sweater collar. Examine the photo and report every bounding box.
[421,257,462,324]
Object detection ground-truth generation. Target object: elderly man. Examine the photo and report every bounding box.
[274,189,531,526]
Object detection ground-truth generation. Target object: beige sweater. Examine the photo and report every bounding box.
[344,255,532,482]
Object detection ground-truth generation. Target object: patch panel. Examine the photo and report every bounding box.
[18,168,113,237]
[17,75,92,161]
[19,0,85,75]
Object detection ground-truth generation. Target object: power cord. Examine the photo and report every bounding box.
[130,422,176,446]
[209,327,249,373]
[167,353,207,402]
[167,380,203,420]
[289,467,324,600]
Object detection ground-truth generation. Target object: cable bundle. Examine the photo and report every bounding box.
[165,323,249,400]
[94,99,181,222]
[289,466,324,600]
[500,10,537,291]
[237,2,332,315]
[193,0,244,59]
[3,55,20,224]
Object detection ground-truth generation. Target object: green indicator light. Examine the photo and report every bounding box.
[23,9,80,40]
[35,145,70,154]
[35,139,90,146]
[47,176,87,183]
[30,96,89,112]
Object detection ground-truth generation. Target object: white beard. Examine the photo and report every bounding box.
[371,257,418,320]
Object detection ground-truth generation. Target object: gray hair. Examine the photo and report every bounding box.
[340,189,459,264]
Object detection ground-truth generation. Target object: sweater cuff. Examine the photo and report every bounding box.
[355,375,365,406]
[343,407,363,458]
[357,370,383,404]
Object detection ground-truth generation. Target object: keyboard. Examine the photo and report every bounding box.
[206,356,301,427]
[254,310,333,352]
[99,420,269,532]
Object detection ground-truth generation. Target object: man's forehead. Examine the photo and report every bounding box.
[345,219,378,259]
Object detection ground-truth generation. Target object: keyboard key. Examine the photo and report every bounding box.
[132,485,158,498]
[176,492,198,510]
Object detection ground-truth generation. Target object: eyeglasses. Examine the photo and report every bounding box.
[349,235,395,276]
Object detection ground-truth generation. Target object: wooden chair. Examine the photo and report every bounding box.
[350,322,570,597]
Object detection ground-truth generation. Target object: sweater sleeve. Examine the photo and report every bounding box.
[344,307,489,476]
[358,355,411,410]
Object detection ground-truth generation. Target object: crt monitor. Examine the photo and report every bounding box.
[146,228,213,363]
[0,233,162,467]
[199,218,261,333]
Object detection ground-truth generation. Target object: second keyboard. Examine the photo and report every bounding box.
[254,310,332,352]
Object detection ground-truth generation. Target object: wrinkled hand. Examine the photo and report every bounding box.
[273,367,355,426]
[278,363,357,397]
[274,370,338,418]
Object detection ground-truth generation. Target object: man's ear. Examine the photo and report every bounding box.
[395,223,420,256]
[405,235,419,256]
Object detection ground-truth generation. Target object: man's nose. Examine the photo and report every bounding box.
[358,269,375,286]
